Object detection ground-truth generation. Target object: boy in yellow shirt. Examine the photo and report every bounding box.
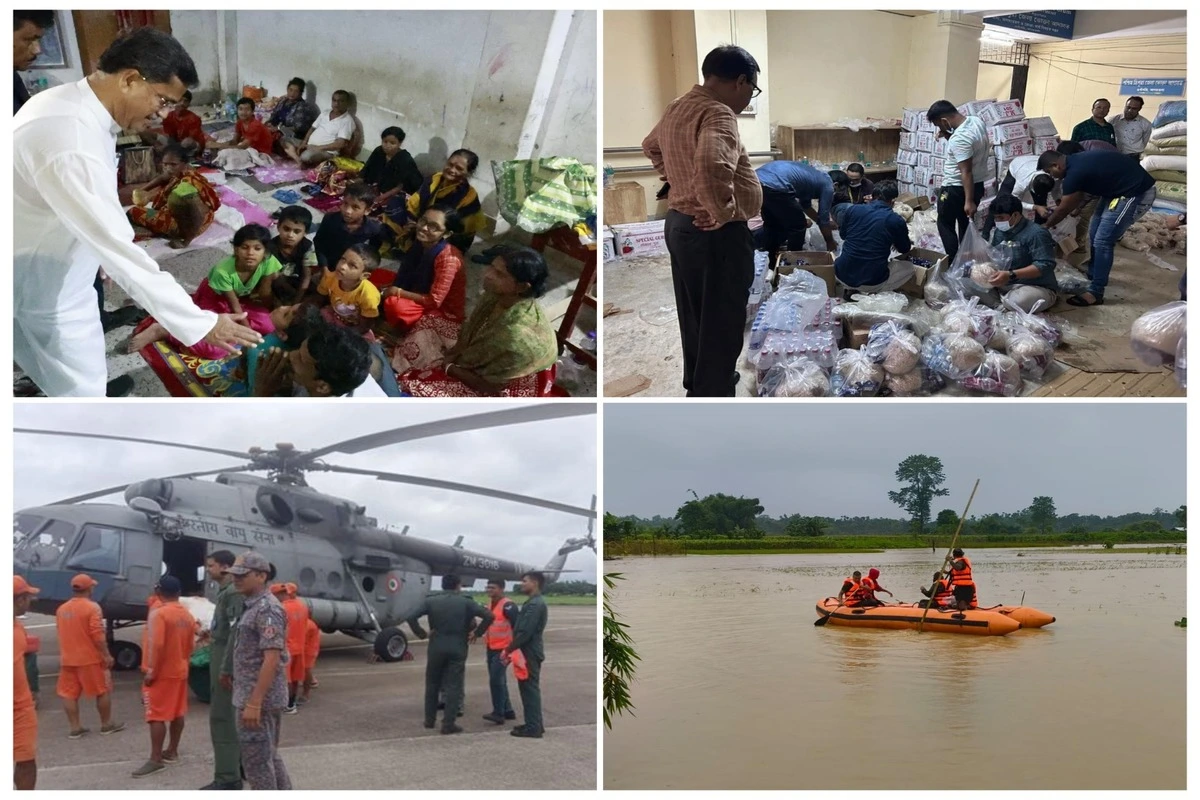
[317,243,381,336]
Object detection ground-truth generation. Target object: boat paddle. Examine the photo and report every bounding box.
[814,598,842,626]
[917,478,980,633]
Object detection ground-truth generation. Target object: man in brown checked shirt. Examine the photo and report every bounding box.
[643,45,764,397]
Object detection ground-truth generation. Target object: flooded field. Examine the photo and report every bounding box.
[603,548,1186,790]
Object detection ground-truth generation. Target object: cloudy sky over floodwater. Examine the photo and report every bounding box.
[15,403,597,580]
[605,403,1185,519]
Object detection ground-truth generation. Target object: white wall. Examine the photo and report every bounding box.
[21,11,84,91]
[536,11,598,163]
[976,62,1014,103]
[168,11,221,101]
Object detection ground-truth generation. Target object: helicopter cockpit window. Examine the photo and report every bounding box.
[65,524,123,574]
[15,519,73,567]
[257,490,294,527]
[13,514,44,546]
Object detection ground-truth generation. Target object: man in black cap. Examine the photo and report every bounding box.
[227,552,292,790]
[409,575,493,734]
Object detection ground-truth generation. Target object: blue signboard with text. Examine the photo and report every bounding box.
[1119,78,1186,97]
[988,11,1076,40]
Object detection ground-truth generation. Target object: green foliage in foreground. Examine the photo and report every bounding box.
[603,573,639,729]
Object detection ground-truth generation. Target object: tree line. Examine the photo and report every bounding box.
[605,455,1185,541]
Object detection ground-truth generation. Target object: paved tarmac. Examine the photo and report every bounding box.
[21,606,597,790]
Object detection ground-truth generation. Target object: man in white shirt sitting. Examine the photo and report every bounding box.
[282,89,355,166]
[13,27,262,397]
[1108,95,1154,161]
[982,153,1061,237]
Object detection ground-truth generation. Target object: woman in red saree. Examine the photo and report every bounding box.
[127,143,221,248]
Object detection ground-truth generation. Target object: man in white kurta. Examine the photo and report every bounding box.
[14,37,260,397]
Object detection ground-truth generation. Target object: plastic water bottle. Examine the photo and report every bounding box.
[576,331,597,363]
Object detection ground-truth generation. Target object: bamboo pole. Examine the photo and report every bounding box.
[917,479,980,633]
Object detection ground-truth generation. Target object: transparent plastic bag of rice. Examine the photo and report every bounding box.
[830,348,885,397]
[960,351,1023,397]
[757,358,831,397]
[1130,301,1186,367]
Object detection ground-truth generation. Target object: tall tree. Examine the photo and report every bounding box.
[887,455,950,534]
[1029,496,1057,534]
[675,493,764,536]
[1176,505,1187,528]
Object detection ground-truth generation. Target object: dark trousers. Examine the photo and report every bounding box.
[664,210,754,397]
[936,182,986,261]
[516,649,544,733]
[486,648,513,716]
[424,645,466,728]
[209,645,241,784]
[754,189,810,254]
[95,272,105,317]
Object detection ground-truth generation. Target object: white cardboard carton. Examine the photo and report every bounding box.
[602,228,616,262]
[980,99,1025,126]
[611,219,666,259]
[1026,116,1059,137]
[990,120,1031,144]
[994,138,1036,160]
[1033,136,1060,154]
[915,131,936,152]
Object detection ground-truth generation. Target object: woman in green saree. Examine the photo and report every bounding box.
[395,247,559,397]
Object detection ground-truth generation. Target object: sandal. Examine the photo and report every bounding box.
[1066,293,1104,307]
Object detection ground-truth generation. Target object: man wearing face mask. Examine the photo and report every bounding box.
[981,193,1059,313]
[844,163,875,205]
[14,27,262,397]
[643,45,763,397]
[926,100,990,262]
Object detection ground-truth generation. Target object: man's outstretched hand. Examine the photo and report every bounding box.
[203,313,263,354]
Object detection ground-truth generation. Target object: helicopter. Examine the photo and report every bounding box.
[13,404,597,669]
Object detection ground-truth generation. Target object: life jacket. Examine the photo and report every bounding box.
[949,556,974,587]
[509,647,529,681]
[483,597,513,651]
[860,576,879,598]
[932,578,954,603]
[843,577,866,606]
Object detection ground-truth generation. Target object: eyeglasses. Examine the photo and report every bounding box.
[140,74,179,110]
[749,82,763,99]
[416,219,446,232]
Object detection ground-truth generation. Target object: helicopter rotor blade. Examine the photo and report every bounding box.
[16,428,250,461]
[52,466,257,505]
[303,404,595,460]
[317,465,597,519]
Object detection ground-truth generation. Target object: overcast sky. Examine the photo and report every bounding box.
[604,403,1186,519]
[15,403,597,581]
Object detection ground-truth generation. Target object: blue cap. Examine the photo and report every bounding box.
[156,575,182,595]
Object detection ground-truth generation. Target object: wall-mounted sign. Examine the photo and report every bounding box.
[1119,78,1186,97]
[988,11,1076,40]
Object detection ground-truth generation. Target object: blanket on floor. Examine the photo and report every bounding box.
[214,185,275,228]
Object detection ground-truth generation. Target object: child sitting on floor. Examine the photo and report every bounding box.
[269,205,318,297]
[317,242,381,336]
[145,90,206,156]
[312,181,387,270]
[361,126,423,217]
[128,224,284,359]
[211,97,275,154]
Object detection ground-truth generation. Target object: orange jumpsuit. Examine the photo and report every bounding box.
[304,618,320,674]
[55,596,111,699]
[140,601,196,722]
[282,598,310,684]
[13,620,37,763]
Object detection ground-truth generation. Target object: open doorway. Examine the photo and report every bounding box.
[162,536,208,596]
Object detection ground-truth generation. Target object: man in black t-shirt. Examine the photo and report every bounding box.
[1037,150,1157,307]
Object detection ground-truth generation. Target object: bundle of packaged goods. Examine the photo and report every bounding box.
[1142,100,1187,217]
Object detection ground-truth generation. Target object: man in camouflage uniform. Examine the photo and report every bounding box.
[228,552,292,790]
[409,575,493,734]
[202,550,243,790]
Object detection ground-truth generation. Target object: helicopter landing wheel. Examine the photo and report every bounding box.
[110,641,142,672]
[373,628,409,662]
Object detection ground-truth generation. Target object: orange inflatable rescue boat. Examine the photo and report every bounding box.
[815,598,1020,636]
[986,605,1056,628]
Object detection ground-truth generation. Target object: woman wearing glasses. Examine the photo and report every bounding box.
[13,27,261,397]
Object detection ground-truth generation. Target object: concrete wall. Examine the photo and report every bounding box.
[767,11,914,124]
[21,11,84,91]
[976,62,1014,103]
[168,11,221,101]
[1024,34,1186,139]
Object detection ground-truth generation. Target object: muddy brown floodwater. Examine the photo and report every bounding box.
[603,548,1185,790]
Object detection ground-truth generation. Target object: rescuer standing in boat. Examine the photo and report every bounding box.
[948,549,978,610]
